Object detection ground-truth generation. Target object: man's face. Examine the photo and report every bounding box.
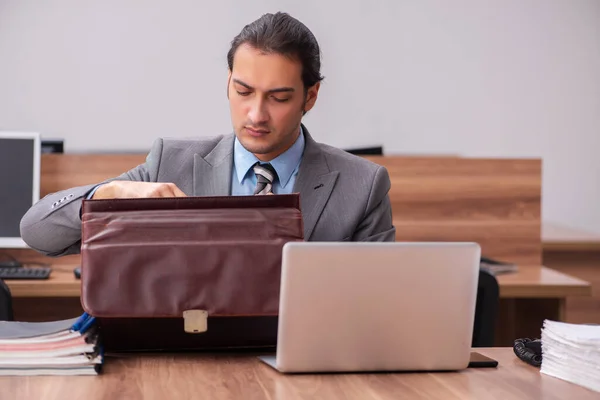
[228,44,319,161]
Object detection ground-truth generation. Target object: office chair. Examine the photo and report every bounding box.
[344,146,383,156]
[471,269,499,347]
[0,279,14,321]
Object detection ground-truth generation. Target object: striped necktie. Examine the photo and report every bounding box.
[253,163,277,195]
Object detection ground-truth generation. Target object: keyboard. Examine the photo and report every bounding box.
[0,267,51,280]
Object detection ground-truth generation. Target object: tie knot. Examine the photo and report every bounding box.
[253,163,277,183]
[253,163,277,195]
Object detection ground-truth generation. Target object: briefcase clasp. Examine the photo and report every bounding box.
[183,310,208,333]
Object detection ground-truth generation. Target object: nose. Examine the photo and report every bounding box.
[248,98,269,125]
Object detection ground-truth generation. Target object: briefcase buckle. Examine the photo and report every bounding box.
[183,310,208,333]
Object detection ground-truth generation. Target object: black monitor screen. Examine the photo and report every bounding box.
[0,137,36,238]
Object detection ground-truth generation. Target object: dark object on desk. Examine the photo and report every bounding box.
[344,146,383,156]
[80,194,303,352]
[513,338,542,367]
[0,267,51,280]
[480,256,518,275]
[0,279,14,321]
[74,267,81,279]
[41,139,64,153]
[472,269,499,347]
[468,352,498,368]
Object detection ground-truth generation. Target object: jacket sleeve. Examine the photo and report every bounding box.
[19,138,164,257]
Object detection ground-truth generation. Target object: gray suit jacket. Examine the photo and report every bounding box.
[20,127,395,256]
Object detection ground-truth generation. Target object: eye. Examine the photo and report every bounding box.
[236,91,251,96]
[272,97,290,103]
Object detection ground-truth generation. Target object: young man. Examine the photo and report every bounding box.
[20,12,395,257]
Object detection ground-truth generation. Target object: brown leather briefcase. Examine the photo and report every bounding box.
[80,194,304,352]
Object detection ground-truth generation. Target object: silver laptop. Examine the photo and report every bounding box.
[259,241,481,373]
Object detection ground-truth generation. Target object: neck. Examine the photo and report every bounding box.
[254,126,301,162]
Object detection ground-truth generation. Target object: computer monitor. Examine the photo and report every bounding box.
[0,132,41,248]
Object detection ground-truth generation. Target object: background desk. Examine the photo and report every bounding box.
[5,251,591,346]
[0,348,597,400]
[542,222,600,325]
[3,155,594,346]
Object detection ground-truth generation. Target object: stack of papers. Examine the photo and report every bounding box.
[541,319,600,393]
[0,313,102,376]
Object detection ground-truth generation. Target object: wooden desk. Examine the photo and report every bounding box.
[3,155,593,345]
[496,265,591,298]
[542,222,600,325]
[0,348,597,400]
[8,263,80,298]
[6,251,83,322]
[494,265,590,345]
[5,260,591,346]
[543,222,600,252]
[6,264,590,299]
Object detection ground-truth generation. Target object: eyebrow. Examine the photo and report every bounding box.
[233,79,295,94]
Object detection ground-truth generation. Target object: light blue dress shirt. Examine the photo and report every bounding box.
[231,129,305,195]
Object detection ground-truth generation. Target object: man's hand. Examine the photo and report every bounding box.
[91,181,187,199]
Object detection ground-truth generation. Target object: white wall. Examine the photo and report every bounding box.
[1,1,599,232]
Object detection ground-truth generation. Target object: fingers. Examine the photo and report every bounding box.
[155,183,186,198]
[100,181,187,199]
[168,183,187,197]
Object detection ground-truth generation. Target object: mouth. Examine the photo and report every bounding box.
[245,127,270,137]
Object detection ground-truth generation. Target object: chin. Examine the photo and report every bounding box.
[238,136,273,155]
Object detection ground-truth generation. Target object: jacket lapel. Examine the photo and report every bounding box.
[294,127,339,240]
[193,135,234,196]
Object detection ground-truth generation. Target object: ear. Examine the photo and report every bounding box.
[226,71,232,99]
[303,82,320,114]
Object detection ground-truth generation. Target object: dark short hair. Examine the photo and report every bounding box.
[227,12,324,89]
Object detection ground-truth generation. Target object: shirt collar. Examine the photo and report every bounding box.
[234,127,305,189]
